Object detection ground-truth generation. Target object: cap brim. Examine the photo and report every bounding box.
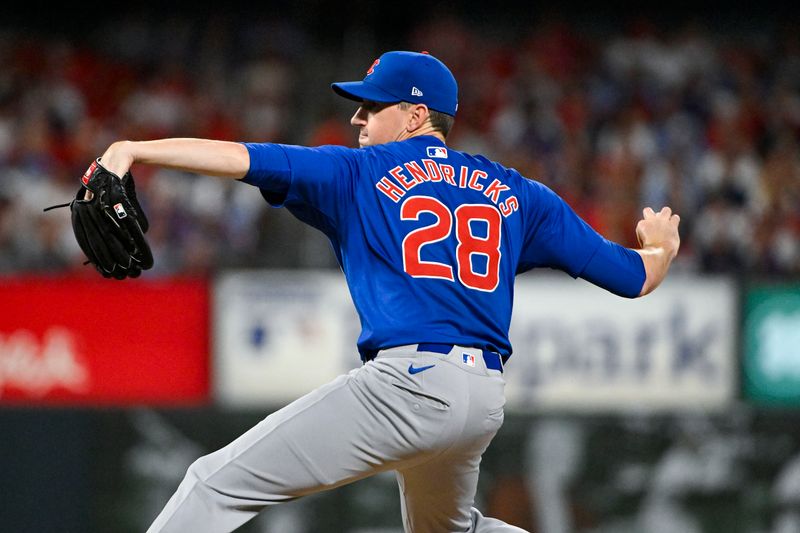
[331,80,400,104]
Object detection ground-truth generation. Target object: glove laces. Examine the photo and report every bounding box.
[43,201,72,212]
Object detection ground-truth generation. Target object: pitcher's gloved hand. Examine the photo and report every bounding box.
[44,158,153,279]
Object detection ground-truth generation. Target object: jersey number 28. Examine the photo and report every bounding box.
[401,196,502,292]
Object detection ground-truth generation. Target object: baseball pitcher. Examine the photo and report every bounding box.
[83,51,680,532]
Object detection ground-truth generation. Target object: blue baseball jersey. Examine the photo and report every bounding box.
[242,135,644,358]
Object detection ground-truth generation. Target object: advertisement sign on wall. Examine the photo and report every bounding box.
[213,271,736,412]
[0,277,209,405]
[505,274,737,412]
[743,284,800,406]
[214,271,361,407]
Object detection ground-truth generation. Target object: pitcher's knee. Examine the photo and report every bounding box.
[181,451,293,508]
[184,453,215,483]
[470,508,529,532]
[181,450,233,495]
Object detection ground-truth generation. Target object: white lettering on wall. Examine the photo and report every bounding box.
[0,328,89,397]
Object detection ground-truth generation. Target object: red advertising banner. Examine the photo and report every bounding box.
[0,277,209,405]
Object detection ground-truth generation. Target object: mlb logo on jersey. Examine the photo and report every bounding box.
[462,352,476,367]
[426,146,448,159]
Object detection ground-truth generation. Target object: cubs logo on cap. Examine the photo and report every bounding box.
[331,51,459,116]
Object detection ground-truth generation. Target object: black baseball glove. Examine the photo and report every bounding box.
[44,158,154,279]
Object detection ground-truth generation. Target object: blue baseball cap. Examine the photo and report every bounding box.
[332,51,458,116]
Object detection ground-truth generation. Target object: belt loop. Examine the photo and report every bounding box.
[481,350,503,373]
[359,347,378,363]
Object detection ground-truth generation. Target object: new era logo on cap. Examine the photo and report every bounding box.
[411,86,423,97]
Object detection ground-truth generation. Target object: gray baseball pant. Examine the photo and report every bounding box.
[146,344,528,532]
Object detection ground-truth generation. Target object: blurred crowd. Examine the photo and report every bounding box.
[1,12,799,277]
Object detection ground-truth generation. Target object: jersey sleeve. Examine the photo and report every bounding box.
[239,143,360,234]
[517,179,645,297]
